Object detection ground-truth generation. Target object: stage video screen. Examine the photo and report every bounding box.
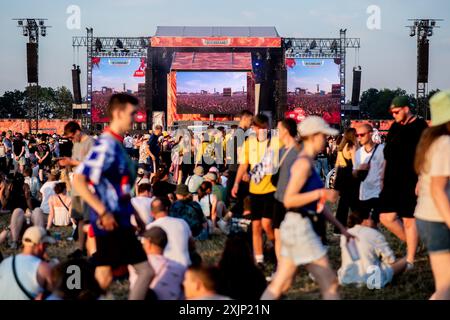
[287,59,341,124]
[176,71,248,115]
[92,57,146,123]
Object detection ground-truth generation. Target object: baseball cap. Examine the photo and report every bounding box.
[429,90,450,126]
[194,166,204,176]
[390,96,411,109]
[138,178,150,185]
[298,116,339,137]
[143,134,151,140]
[22,226,56,246]
[208,167,219,174]
[175,184,190,196]
[141,226,168,249]
[204,173,217,182]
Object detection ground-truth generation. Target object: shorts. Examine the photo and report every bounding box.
[379,185,417,218]
[416,219,450,254]
[92,227,147,268]
[358,198,381,223]
[249,192,274,221]
[14,156,26,166]
[280,212,327,266]
[38,162,50,170]
[272,199,287,229]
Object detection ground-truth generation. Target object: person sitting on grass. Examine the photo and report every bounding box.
[47,258,105,300]
[46,182,74,230]
[217,234,266,300]
[183,265,231,300]
[129,227,186,300]
[0,226,55,300]
[338,210,407,288]
[146,197,193,267]
[169,184,207,240]
[0,172,45,249]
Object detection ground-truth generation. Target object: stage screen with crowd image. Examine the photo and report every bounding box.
[286,58,341,124]
[176,71,248,115]
[91,57,147,123]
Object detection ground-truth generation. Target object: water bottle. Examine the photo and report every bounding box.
[346,238,360,261]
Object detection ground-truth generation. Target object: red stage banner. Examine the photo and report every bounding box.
[151,36,281,48]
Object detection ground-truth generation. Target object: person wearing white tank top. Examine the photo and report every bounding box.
[0,226,54,299]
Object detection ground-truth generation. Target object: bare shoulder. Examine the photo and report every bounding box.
[292,156,312,172]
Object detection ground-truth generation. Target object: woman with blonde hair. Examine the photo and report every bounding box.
[414,90,450,300]
[334,127,359,233]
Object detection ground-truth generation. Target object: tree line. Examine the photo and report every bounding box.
[0,86,73,119]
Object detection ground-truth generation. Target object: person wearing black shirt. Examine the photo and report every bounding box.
[226,110,253,214]
[35,136,51,182]
[379,96,428,270]
[148,125,163,173]
[12,133,26,174]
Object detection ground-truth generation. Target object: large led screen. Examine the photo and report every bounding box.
[286,59,341,124]
[176,71,248,115]
[91,57,146,123]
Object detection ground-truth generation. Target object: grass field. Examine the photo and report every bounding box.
[0,211,435,300]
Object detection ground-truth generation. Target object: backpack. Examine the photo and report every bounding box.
[170,200,206,237]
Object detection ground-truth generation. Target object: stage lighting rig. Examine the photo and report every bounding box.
[407,18,443,119]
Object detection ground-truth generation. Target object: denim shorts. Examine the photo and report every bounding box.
[416,219,450,254]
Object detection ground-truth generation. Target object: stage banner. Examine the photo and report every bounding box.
[151,37,281,48]
[152,111,166,129]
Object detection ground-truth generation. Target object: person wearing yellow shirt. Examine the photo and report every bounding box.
[231,114,276,269]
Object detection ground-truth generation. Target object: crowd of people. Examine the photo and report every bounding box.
[287,94,341,124]
[0,90,449,300]
[177,93,248,115]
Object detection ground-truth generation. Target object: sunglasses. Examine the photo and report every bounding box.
[356,132,371,138]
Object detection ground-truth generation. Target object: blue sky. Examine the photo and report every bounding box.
[177,72,247,93]
[1,0,449,98]
[92,58,144,92]
[287,59,339,93]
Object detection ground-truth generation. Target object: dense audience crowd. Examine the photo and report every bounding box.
[0,90,449,300]
[177,94,248,115]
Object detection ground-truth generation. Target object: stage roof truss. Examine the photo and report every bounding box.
[284,37,360,58]
[72,36,148,57]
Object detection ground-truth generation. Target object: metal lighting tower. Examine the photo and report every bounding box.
[407,19,442,119]
[13,18,51,133]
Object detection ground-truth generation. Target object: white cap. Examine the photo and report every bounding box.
[298,116,339,137]
[143,134,151,140]
[22,226,56,246]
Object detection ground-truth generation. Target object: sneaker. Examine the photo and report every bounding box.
[217,220,230,235]
[265,272,275,283]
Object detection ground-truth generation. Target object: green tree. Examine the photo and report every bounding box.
[359,88,412,119]
[0,90,27,118]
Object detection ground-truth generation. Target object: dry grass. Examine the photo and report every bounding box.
[0,211,435,300]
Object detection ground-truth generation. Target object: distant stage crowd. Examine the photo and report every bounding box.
[0,90,449,300]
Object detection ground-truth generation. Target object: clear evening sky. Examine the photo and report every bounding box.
[1,0,449,98]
